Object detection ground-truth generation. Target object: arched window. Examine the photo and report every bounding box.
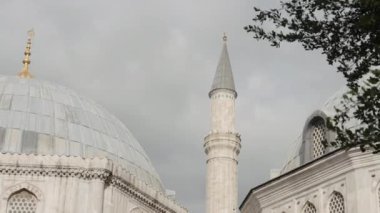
[6,190,37,213]
[300,111,330,165]
[303,201,317,213]
[312,120,326,159]
[329,192,345,213]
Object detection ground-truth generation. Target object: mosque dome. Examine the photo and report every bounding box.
[280,85,358,174]
[0,75,164,191]
[320,87,350,117]
[280,73,380,176]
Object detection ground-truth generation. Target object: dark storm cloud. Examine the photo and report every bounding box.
[0,0,345,212]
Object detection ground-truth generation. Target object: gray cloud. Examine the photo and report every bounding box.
[0,0,345,212]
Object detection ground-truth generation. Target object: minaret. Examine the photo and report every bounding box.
[204,34,241,213]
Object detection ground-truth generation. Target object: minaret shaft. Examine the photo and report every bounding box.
[210,90,236,132]
[204,36,241,213]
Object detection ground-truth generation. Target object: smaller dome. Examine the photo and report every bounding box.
[279,73,379,175]
[0,76,163,191]
[320,87,349,117]
[280,87,348,174]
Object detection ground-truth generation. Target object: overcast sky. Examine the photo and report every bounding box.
[0,0,346,212]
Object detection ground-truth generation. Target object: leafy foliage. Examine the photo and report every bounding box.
[246,0,380,152]
[246,0,380,86]
[327,69,380,153]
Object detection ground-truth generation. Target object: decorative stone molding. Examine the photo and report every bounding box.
[111,165,187,213]
[204,132,241,156]
[240,149,380,213]
[111,176,177,213]
[3,182,43,201]
[0,153,187,213]
[322,179,346,206]
[0,165,111,181]
[294,189,319,213]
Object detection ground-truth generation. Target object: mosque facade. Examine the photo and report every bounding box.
[0,32,187,213]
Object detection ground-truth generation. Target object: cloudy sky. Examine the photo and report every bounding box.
[0,0,346,212]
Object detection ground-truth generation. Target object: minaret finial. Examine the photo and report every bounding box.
[209,32,236,98]
[223,32,227,42]
[18,29,35,79]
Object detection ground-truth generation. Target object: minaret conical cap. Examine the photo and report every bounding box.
[209,34,237,97]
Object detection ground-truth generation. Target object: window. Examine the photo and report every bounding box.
[6,190,37,213]
[329,192,345,213]
[312,121,326,159]
[303,202,317,213]
[300,112,330,165]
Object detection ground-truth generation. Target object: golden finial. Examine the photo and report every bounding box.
[223,32,227,42]
[18,29,35,79]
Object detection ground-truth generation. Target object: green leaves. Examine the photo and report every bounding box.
[247,0,380,153]
[367,76,379,84]
[246,0,380,85]
[329,70,380,153]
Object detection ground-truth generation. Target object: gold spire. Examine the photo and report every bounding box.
[18,29,35,79]
[223,32,227,42]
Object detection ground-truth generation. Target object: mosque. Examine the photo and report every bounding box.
[1,29,379,213]
[0,31,187,213]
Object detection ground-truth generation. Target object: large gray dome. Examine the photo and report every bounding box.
[0,75,163,191]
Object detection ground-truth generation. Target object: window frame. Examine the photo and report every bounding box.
[302,201,317,213]
[1,183,43,213]
[6,189,38,213]
[328,191,345,213]
[300,110,334,165]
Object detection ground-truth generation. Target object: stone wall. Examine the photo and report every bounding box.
[0,153,187,213]
[240,149,380,213]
